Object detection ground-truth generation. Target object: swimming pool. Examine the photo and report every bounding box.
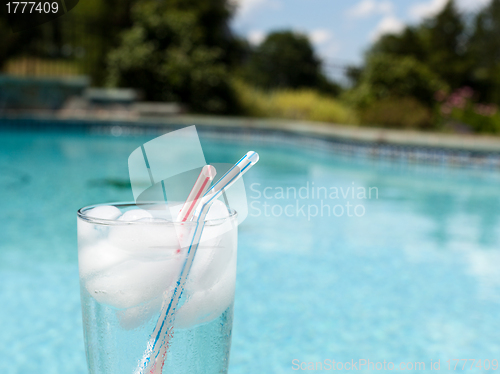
[1,126,500,373]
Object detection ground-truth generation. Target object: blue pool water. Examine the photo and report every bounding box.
[1,128,500,373]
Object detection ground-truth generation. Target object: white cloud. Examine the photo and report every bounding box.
[248,30,266,45]
[410,0,492,21]
[309,29,332,45]
[370,16,405,41]
[456,0,492,11]
[347,0,394,19]
[231,0,265,15]
[231,0,281,18]
[409,0,448,20]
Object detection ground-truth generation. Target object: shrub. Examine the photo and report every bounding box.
[360,97,433,129]
[233,80,358,124]
[437,87,500,133]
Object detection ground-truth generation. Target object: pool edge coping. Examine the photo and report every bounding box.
[2,112,500,153]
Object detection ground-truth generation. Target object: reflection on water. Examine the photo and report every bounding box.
[0,165,31,188]
[87,178,131,189]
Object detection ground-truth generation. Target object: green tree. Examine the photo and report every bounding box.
[368,0,471,91]
[0,10,48,71]
[371,27,426,62]
[107,0,239,113]
[0,21,27,70]
[344,54,446,129]
[345,65,363,87]
[244,31,325,90]
[419,0,471,90]
[348,54,447,107]
[469,0,500,103]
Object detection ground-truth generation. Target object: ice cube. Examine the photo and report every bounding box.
[78,205,122,244]
[78,218,100,245]
[87,205,122,220]
[147,204,178,221]
[185,230,235,291]
[194,200,235,246]
[116,296,163,330]
[84,255,184,309]
[205,199,231,220]
[79,240,129,278]
[108,217,183,252]
[174,253,237,329]
[119,209,153,221]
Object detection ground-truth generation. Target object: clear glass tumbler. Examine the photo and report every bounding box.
[77,202,238,374]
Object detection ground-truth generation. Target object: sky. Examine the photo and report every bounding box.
[230,0,492,79]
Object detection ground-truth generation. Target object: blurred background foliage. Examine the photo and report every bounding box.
[106,0,240,113]
[3,0,500,132]
[352,0,500,132]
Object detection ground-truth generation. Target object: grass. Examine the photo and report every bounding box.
[234,80,358,125]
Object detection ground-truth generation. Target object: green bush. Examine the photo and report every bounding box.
[234,80,357,124]
[459,109,500,133]
[437,87,500,133]
[360,97,433,129]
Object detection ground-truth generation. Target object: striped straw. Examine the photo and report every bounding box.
[148,165,217,374]
[178,165,217,222]
[136,151,259,374]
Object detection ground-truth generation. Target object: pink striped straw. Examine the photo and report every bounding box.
[178,165,217,222]
[149,165,217,374]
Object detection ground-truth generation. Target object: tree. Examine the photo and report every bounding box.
[106,0,239,113]
[469,0,500,103]
[371,27,426,62]
[346,66,363,87]
[344,54,446,129]
[244,31,324,90]
[419,0,471,90]
[348,54,447,107]
[367,0,472,91]
[0,11,46,71]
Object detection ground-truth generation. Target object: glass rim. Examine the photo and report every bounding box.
[77,201,238,227]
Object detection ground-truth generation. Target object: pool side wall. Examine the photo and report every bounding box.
[2,114,500,170]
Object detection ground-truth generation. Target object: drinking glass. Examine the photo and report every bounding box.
[77,202,238,374]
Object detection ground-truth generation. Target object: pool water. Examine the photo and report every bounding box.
[1,128,500,373]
